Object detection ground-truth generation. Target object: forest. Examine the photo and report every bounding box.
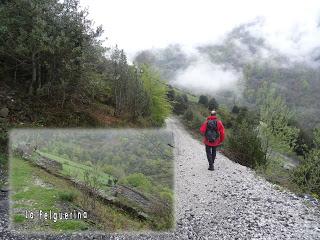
[0,0,171,171]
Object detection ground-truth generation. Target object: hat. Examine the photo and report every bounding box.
[210,110,217,115]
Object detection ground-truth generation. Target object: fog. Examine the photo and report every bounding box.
[173,55,241,94]
[80,0,320,94]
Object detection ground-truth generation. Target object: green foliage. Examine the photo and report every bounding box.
[0,152,7,168]
[102,164,125,179]
[216,106,234,128]
[183,108,194,121]
[166,86,176,101]
[292,127,320,195]
[231,105,240,114]
[0,0,107,102]
[58,191,77,202]
[198,95,208,106]
[140,64,172,125]
[173,94,188,115]
[11,149,153,231]
[0,0,167,129]
[208,97,219,110]
[225,119,266,168]
[52,221,89,231]
[13,214,26,223]
[159,188,174,204]
[257,84,300,159]
[120,173,152,192]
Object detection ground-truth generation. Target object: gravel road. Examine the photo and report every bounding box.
[1,117,319,239]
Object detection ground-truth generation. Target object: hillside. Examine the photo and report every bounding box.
[134,22,320,132]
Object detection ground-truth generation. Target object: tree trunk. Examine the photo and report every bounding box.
[37,63,42,92]
[29,52,37,95]
[13,62,17,85]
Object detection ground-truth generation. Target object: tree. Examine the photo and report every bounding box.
[198,95,208,106]
[208,97,219,110]
[120,173,152,192]
[231,105,240,114]
[140,64,172,125]
[173,95,188,115]
[257,84,299,162]
[225,119,266,168]
[0,0,106,104]
[293,127,320,195]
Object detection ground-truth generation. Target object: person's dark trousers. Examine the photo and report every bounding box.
[205,145,217,169]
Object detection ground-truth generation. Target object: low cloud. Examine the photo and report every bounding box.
[172,55,241,94]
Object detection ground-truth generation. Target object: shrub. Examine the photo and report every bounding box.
[198,95,208,106]
[173,95,188,115]
[208,97,219,110]
[119,173,152,192]
[190,113,205,130]
[58,191,77,202]
[225,119,266,168]
[231,105,240,114]
[292,127,320,196]
[183,108,193,122]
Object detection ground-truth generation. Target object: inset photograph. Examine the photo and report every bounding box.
[9,129,174,233]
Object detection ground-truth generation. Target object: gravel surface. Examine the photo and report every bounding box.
[0,117,319,239]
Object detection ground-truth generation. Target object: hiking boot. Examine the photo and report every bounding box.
[208,165,214,171]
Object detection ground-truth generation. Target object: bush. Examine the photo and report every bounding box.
[231,105,240,114]
[103,164,125,179]
[173,95,188,115]
[292,127,320,196]
[183,108,193,122]
[292,151,320,195]
[225,119,266,168]
[198,95,208,106]
[208,97,219,110]
[119,173,152,192]
[189,113,205,130]
[58,191,77,202]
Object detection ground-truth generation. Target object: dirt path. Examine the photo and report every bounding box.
[1,117,320,239]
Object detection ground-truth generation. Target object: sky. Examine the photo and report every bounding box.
[80,0,320,60]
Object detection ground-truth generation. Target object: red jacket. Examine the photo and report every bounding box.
[200,116,225,146]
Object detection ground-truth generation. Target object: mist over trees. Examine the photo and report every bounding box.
[134,44,193,81]
[134,22,320,133]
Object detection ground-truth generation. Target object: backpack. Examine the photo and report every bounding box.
[205,120,220,142]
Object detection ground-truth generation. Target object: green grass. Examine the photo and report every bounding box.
[11,156,61,211]
[10,155,151,232]
[37,151,114,188]
[58,191,77,202]
[13,214,26,223]
[52,220,89,231]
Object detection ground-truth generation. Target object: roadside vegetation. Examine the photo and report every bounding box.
[170,84,319,200]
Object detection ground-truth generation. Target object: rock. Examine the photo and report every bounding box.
[251,197,261,201]
[0,186,9,192]
[0,107,9,118]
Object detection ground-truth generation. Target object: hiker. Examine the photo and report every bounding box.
[200,110,225,171]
